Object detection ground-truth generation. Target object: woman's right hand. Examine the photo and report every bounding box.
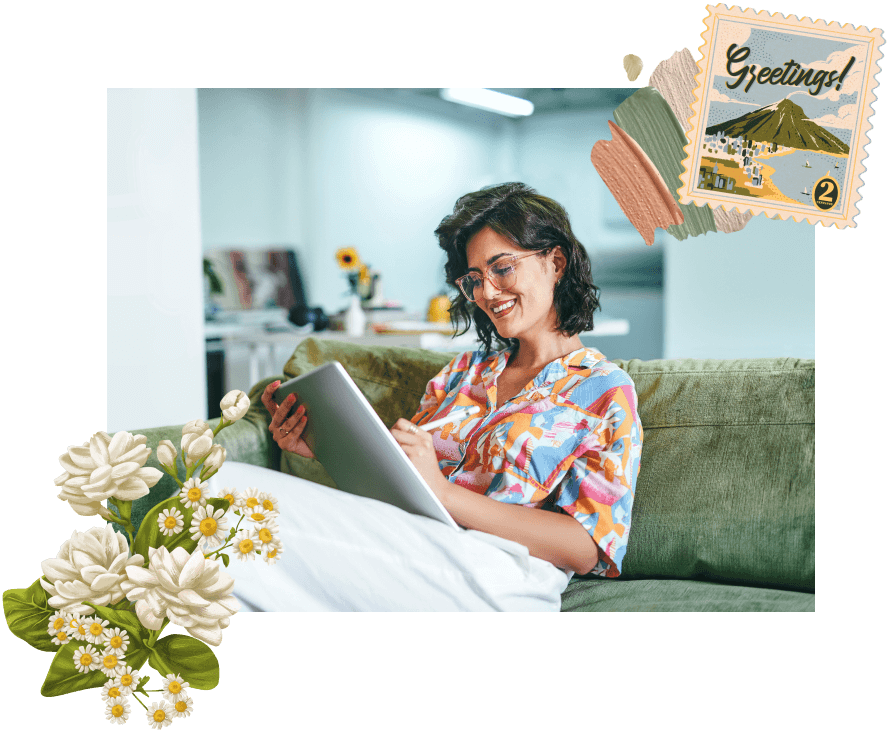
[261,381,315,458]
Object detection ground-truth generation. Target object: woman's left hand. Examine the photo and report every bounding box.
[390,418,451,504]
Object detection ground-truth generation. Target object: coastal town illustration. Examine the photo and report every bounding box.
[696,97,850,208]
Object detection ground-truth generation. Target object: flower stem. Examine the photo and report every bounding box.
[133,693,149,710]
[213,417,229,436]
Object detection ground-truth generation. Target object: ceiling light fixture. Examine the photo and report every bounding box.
[439,88,534,117]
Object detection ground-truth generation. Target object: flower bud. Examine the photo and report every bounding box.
[200,444,226,478]
[181,420,213,455]
[220,390,250,422]
[184,435,213,467]
[156,439,178,469]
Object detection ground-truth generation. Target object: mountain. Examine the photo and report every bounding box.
[705,98,849,154]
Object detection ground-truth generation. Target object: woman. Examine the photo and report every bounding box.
[252,182,642,610]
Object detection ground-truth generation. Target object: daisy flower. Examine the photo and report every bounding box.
[157,507,184,537]
[67,614,83,632]
[254,519,280,547]
[73,644,101,673]
[171,696,194,718]
[71,619,89,641]
[47,610,71,636]
[161,673,190,703]
[102,679,126,702]
[103,627,130,654]
[51,629,72,645]
[258,491,280,514]
[115,667,138,694]
[218,487,243,509]
[178,477,209,509]
[232,529,260,561]
[146,700,174,729]
[245,506,277,524]
[189,505,229,548]
[84,617,110,645]
[105,696,131,725]
[241,486,263,511]
[262,542,284,566]
[99,649,126,677]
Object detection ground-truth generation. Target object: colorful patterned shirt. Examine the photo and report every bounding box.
[411,345,643,577]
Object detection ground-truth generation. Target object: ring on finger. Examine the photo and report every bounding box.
[407,424,419,435]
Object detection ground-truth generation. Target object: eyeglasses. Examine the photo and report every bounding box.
[455,249,549,302]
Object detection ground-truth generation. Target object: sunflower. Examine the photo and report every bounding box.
[335,247,361,271]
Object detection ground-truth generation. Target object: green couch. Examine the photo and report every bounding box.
[129,338,815,612]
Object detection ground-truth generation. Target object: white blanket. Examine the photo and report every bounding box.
[206,462,570,611]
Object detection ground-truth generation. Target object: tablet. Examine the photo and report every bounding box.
[274,362,460,530]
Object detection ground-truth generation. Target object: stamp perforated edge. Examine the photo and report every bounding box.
[678,4,884,228]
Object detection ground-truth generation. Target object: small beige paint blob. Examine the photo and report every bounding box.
[623,54,643,81]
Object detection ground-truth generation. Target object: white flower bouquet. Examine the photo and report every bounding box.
[2,390,283,726]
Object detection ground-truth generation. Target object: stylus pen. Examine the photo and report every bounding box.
[420,405,481,432]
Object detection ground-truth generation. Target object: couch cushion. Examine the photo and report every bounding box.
[610,357,814,593]
[561,576,814,612]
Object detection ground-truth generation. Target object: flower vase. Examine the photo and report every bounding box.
[345,293,366,336]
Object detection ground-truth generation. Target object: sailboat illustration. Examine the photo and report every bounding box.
[804,159,812,168]
[835,162,840,168]
[802,185,809,196]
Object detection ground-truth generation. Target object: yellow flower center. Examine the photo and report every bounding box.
[258,528,273,543]
[77,625,87,635]
[103,654,118,669]
[200,517,218,536]
[164,516,178,529]
[90,623,104,636]
[251,512,265,522]
[120,674,133,687]
[245,497,259,508]
[108,686,121,698]
[154,710,167,722]
[268,547,278,559]
[168,680,182,694]
[238,538,255,554]
[57,631,68,641]
[224,493,235,504]
[112,704,124,718]
[187,487,202,502]
[109,635,123,648]
[175,701,187,712]
[262,499,275,511]
[69,618,80,629]
[53,617,65,630]
[80,653,92,666]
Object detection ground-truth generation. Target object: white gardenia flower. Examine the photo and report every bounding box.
[181,420,213,465]
[54,431,163,516]
[40,525,145,615]
[121,545,239,647]
[220,389,250,421]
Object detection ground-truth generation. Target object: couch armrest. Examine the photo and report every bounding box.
[126,376,285,533]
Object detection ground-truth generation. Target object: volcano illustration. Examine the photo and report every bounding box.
[706,98,849,154]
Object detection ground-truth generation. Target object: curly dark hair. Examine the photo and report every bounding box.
[435,182,601,352]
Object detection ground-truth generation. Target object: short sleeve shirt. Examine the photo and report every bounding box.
[411,345,643,577]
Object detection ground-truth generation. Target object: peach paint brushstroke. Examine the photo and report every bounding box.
[591,120,684,246]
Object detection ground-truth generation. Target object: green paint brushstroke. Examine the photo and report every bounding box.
[613,87,716,241]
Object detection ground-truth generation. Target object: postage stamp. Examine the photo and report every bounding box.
[678,5,884,227]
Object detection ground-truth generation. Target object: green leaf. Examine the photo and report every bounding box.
[220,553,230,567]
[3,578,56,652]
[132,496,232,560]
[148,634,219,690]
[41,644,108,697]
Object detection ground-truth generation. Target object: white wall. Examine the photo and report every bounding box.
[107,88,206,430]
[664,214,815,359]
[105,86,814,428]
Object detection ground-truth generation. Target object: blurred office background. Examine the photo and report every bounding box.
[107,88,814,432]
